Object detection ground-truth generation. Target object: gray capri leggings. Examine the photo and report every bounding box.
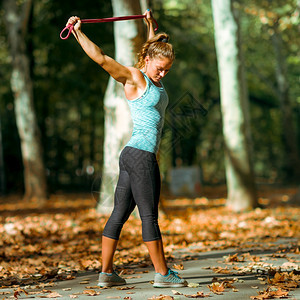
[102,146,162,242]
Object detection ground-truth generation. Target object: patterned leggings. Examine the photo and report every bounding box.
[102,146,162,242]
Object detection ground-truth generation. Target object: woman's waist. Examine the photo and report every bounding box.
[131,125,162,137]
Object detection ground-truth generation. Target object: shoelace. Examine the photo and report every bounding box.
[60,14,158,40]
[167,269,182,282]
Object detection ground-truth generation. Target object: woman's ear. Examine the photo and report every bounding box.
[145,55,150,65]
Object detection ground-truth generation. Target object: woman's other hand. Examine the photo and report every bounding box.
[144,9,154,26]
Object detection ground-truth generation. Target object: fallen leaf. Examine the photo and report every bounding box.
[172,290,183,295]
[0,291,10,295]
[258,277,266,281]
[250,287,289,299]
[172,264,184,270]
[184,291,210,298]
[45,292,62,298]
[207,282,225,295]
[14,291,20,299]
[116,286,135,290]
[224,253,244,263]
[148,295,174,300]
[188,282,200,288]
[212,266,232,274]
[83,289,101,296]
[14,287,29,299]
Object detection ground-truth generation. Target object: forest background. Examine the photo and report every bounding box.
[0,0,299,205]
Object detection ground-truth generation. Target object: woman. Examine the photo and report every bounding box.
[66,10,187,288]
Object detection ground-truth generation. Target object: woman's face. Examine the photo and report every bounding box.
[145,56,173,83]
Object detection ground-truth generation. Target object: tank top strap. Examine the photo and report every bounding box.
[139,70,163,89]
[139,70,151,84]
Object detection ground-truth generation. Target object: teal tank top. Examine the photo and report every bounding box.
[125,71,169,154]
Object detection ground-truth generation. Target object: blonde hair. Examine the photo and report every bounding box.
[136,33,175,69]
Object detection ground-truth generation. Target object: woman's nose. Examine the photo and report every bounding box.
[159,70,165,77]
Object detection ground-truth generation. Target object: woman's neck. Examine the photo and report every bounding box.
[141,69,162,87]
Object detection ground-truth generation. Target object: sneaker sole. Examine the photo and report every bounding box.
[97,282,126,287]
[153,282,187,288]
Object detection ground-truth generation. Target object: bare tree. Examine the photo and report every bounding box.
[97,0,145,213]
[211,0,257,211]
[3,0,47,202]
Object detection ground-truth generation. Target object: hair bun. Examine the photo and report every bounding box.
[158,36,169,43]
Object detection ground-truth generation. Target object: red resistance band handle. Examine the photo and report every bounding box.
[60,15,159,40]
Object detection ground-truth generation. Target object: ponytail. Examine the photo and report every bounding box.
[135,33,175,69]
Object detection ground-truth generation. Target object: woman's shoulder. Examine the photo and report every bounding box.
[127,67,147,85]
[128,66,143,77]
[123,67,147,100]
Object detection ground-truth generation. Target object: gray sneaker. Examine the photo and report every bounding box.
[153,269,188,288]
[98,271,126,287]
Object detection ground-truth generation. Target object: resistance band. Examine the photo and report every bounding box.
[60,15,158,40]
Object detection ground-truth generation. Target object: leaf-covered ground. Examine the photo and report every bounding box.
[0,186,299,299]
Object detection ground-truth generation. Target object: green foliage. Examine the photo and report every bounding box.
[239,0,300,180]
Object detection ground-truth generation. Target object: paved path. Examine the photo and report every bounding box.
[2,239,299,299]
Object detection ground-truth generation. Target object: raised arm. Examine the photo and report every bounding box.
[67,16,131,85]
[144,9,155,40]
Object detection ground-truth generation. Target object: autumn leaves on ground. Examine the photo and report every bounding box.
[0,186,299,299]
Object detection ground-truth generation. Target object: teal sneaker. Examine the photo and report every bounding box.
[153,269,188,288]
[98,271,126,287]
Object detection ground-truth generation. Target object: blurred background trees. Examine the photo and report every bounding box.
[211,0,257,211]
[0,0,299,209]
[3,0,47,202]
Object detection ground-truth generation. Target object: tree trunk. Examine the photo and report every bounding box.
[3,0,47,202]
[211,0,257,211]
[139,0,149,13]
[97,0,144,214]
[289,187,300,206]
[0,116,5,195]
[271,23,300,181]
